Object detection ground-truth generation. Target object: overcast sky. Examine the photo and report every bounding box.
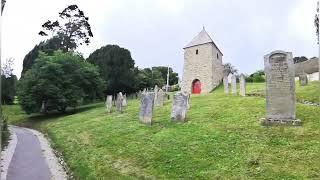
[2,0,319,78]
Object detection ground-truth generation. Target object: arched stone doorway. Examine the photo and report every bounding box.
[192,79,201,94]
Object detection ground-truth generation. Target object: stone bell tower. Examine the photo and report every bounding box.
[181,27,224,94]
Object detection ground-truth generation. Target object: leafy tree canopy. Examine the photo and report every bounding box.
[39,4,93,52]
[293,56,308,64]
[246,70,265,83]
[2,58,17,105]
[18,51,103,114]
[151,66,179,85]
[223,63,238,76]
[87,45,136,95]
[21,37,65,75]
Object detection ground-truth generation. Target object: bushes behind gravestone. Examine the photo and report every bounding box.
[246,70,265,83]
[18,51,104,114]
[170,84,181,92]
[87,45,137,95]
[1,75,17,105]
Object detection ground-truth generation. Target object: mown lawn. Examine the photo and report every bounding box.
[3,82,320,179]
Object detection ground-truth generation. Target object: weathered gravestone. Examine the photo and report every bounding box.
[231,74,237,95]
[223,76,229,94]
[155,89,165,106]
[139,92,154,125]
[171,92,189,122]
[116,92,124,113]
[105,95,113,113]
[299,74,308,86]
[263,50,301,126]
[122,94,127,107]
[239,74,246,96]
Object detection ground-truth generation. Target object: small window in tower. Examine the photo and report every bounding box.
[217,53,219,59]
[196,49,198,55]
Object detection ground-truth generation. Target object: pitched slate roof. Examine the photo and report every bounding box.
[184,28,223,55]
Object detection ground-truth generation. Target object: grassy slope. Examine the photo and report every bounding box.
[3,83,320,179]
[246,81,320,103]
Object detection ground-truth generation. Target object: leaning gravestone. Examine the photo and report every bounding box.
[263,50,300,126]
[155,89,165,106]
[299,74,308,86]
[171,92,189,122]
[116,92,124,113]
[139,92,154,125]
[106,95,113,113]
[223,76,229,94]
[239,74,246,96]
[231,74,237,95]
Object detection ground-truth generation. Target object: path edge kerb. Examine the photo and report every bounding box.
[24,127,68,180]
[1,126,18,180]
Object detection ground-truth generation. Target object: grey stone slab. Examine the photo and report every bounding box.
[116,92,124,113]
[231,74,237,95]
[153,85,159,106]
[122,94,127,107]
[105,95,113,113]
[139,92,154,125]
[155,89,165,106]
[171,92,189,122]
[239,74,246,96]
[299,74,308,86]
[223,76,229,94]
[263,50,300,125]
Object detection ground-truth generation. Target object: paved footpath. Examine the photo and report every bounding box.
[1,126,67,180]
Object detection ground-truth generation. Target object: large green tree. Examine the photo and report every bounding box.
[18,51,103,114]
[21,37,64,75]
[1,58,17,105]
[39,4,93,52]
[87,45,136,95]
[151,66,179,85]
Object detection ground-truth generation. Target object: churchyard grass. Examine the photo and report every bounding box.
[3,83,320,179]
[246,81,320,103]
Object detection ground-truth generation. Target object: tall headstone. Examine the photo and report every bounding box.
[155,89,165,106]
[171,92,189,122]
[263,50,300,125]
[116,92,124,113]
[231,74,237,95]
[153,85,159,106]
[139,92,154,125]
[299,74,308,86]
[239,74,246,96]
[105,95,113,113]
[223,76,229,94]
[40,101,46,113]
[122,94,127,107]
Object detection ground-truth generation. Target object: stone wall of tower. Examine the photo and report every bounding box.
[181,43,223,94]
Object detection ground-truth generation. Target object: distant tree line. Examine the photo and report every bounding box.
[15,4,179,114]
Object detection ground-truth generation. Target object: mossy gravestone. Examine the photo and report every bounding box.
[105,95,113,113]
[223,76,229,94]
[263,50,301,126]
[171,92,189,122]
[239,74,246,96]
[139,92,154,125]
[231,74,237,95]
